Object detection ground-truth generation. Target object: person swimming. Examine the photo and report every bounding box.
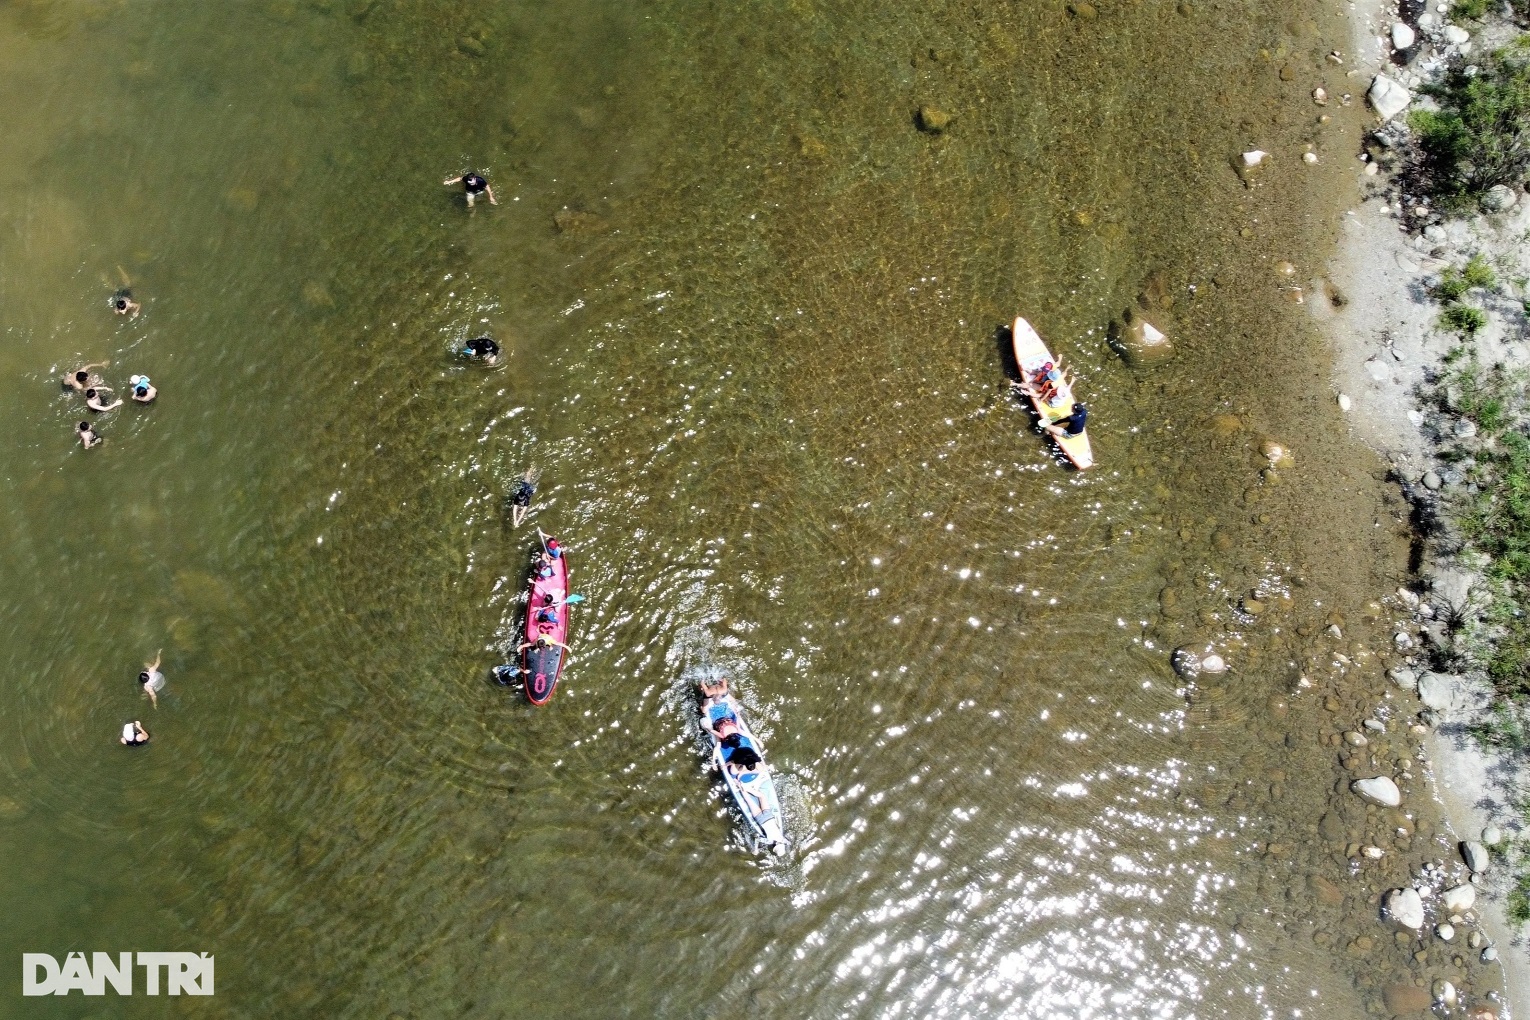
[85,388,123,413]
[63,361,108,393]
[129,375,157,403]
[120,720,150,746]
[110,289,141,318]
[138,649,166,708]
[509,467,539,527]
[78,421,101,449]
[462,336,500,364]
[443,171,498,208]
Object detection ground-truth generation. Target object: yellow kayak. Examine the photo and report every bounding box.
[1011,316,1094,469]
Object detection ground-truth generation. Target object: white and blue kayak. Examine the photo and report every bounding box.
[703,694,787,857]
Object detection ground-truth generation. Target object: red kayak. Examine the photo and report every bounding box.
[521,535,571,705]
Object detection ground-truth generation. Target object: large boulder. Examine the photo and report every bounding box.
[1384,887,1426,929]
[1368,74,1412,121]
[1352,776,1402,807]
[1418,672,1456,711]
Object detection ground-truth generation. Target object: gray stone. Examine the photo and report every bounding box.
[1390,667,1420,690]
[1483,946,1499,962]
[1424,224,1448,243]
[1352,776,1402,807]
[1441,883,1476,913]
[1107,310,1175,368]
[1418,672,1455,710]
[1485,184,1518,212]
[1369,74,1412,120]
[1422,470,1443,490]
[1444,25,1470,45]
[1457,419,1479,438]
[1482,824,1503,845]
[1364,718,1387,733]
[1384,887,1426,929]
[1437,921,1455,941]
[1462,840,1490,873]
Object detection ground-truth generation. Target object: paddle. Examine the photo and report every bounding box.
[559,593,585,605]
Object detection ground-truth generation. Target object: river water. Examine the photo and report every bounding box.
[0,0,1489,1017]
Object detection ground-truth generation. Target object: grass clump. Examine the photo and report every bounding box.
[1434,255,1499,301]
[1441,303,1490,336]
[1411,46,1530,211]
[1454,0,1493,20]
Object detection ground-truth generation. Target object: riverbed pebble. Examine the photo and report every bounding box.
[1444,25,1470,45]
[1482,824,1503,845]
[1434,979,1457,1007]
[1461,840,1490,873]
[1384,887,1426,929]
[1353,776,1401,807]
[1364,718,1386,733]
[1392,22,1416,49]
[1483,946,1498,962]
[1422,470,1443,490]
[1344,730,1368,746]
[1469,930,1485,949]
[1437,922,1455,941]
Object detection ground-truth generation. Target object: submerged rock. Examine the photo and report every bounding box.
[1107,308,1174,368]
[1352,776,1401,807]
[1383,983,1431,1013]
[915,105,952,134]
[1368,74,1411,120]
[1383,887,1425,929]
[553,208,610,235]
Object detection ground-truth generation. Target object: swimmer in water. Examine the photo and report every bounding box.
[463,336,500,365]
[110,289,141,318]
[63,361,109,393]
[120,720,150,746]
[129,375,157,403]
[138,649,166,708]
[84,388,123,413]
[510,467,539,527]
[78,421,101,449]
[443,171,498,208]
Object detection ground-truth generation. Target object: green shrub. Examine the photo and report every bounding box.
[1413,50,1530,210]
[1455,0,1493,20]
[1442,303,1489,336]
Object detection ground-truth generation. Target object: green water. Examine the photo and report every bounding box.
[0,0,1485,1017]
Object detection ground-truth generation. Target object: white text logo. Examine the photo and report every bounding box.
[22,952,214,995]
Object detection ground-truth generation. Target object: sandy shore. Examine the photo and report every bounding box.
[1322,0,1530,1014]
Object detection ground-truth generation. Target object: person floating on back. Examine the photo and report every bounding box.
[139,649,166,708]
[110,289,141,318]
[63,361,108,393]
[85,388,123,413]
[443,171,497,208]
[510,467,539,527]
[129,375,157,403]
[78,421,101,449]
[120,721,150,746]
[462,336,500,365]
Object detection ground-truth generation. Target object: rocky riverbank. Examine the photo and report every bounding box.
[1317,0,1530,1014]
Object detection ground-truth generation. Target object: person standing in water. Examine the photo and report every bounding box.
[110,289,141,318]
[510,467,539,527]
[138,650,166,708]
[85,388,123,412]
[443,171,497,208]
[120,721,150,746]
[63,362,109,393]
[77,421,101,449]
[129,375,157,403]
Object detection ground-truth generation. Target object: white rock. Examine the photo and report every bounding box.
[1366,357,1390,381]
[1407,409,1425,425]
[1437,922,1456,941]
[1441,883,1477,913]
[1241,150,1268,167]
[1352,776,1402,807]
[1384,887,1426,929]
[1418,672,1455,710]
[1485,184,1518,211]
[1201,653,1227,674]
[1338,393,1352,411]
[1420,11,1437,26]
[1369,74,1412,120]
[1363,845,1385,858]
[1462,840,1491,873]
[1393,22,1416,49]
[1484,946,1499,962]
[1483,824,1503,845]
[1303,151,1318,164]
[1444,25,1470,45]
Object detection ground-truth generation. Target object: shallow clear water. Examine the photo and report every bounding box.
[0,0,1470,1017]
